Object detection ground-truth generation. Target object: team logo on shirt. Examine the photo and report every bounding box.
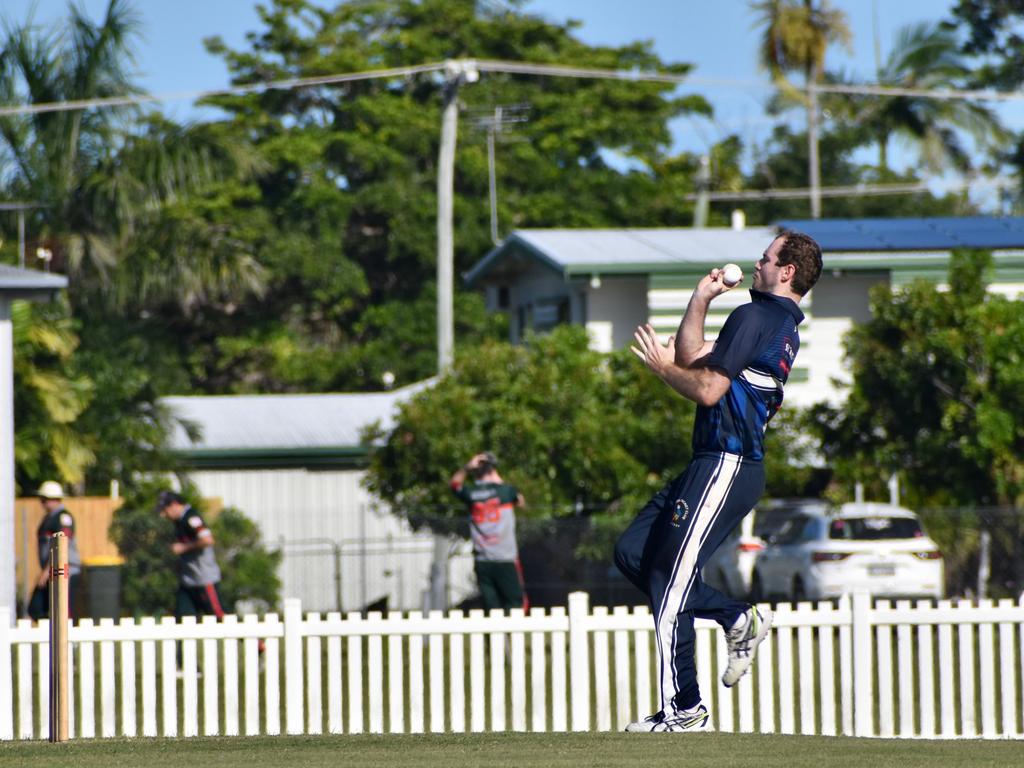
[670,499,690,528]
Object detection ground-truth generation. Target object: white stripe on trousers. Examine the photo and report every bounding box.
[655,452,744,709]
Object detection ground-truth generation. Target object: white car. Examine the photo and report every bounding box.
[751,502,944,602]
[703,499,828,599]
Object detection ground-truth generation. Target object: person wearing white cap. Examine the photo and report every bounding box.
[28,481,82,620]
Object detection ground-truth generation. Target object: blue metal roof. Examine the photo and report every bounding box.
[778,217,1024,251]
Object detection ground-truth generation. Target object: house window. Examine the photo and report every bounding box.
[497,286,510,309]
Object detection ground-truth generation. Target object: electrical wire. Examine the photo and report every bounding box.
[4,58,1024,119]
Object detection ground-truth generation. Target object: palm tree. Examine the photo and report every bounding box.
[0,0,264,309]
[751,0,852,217]
[857,22,1008,173]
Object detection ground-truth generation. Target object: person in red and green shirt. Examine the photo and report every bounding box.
[450,452,527,611]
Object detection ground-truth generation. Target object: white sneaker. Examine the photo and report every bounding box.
[624,702,713,733]
[722,605,773,687]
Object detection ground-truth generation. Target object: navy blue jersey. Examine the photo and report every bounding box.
[692,290,804,460]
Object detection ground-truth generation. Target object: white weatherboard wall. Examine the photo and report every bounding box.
[185,468,474,613]
[2,593,1023,740]
[583,277,648,353]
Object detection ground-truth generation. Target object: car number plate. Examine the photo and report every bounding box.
[868,564,896,577]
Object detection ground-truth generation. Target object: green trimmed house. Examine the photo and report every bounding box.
[466,218,1024,406]
[163,380,475,614]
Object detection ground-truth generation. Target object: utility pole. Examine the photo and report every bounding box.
[808,78,822,219]
[693,155,711,228]
[437,60,478,375]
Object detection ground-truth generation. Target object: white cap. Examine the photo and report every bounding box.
[37,480,64,499]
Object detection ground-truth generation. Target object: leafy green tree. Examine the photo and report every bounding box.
[110,478,281,616]
[947,0,1024,90]
[808,250,1024,508]
[11,299,94,491]
[182,0,711,392]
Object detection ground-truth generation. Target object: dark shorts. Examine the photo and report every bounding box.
[28,573,81,620]
[176,583,226,619]
[474,559,526,611]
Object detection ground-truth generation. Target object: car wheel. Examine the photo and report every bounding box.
[717,569,731,597]
[749,572,764,603]
[792,576,807,604]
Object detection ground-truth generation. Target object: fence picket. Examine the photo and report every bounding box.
[876,602,893,737]
[305,612,322,735]
[757,630,775,733]
[118,618,136,737]
[509,614,526,733]
[896,602,913,737]
[99,619,115,738]
[264,619,281,736]
[0,617,12,741]
[816,603,835,736]
[346,612,364,734]
[160,616,177,737]
[428,611,444,734]
[388,630,405,733]
[222,616,239,737]
[242,614,261,736]
[140,617,156,737]
[776,612,794,735]
[488,613,506,732]
[202,616,219,736]
[957,607,976,736]
[916,605,935,738]
[16,622,32,739]
[35,627,47,739]
[612,606,631,731]
[365,613,383,734]
[797,605,815,735]
[182,618,199,738]
[592,606,611,732]
[326,614,342,735]
[997,601,1016,737]
[408,623,424,734]
[469,611,485,732]
[978,600,996,738]
[838,595,853,736]
[936,602,955,737]
[529,611,547,732]
[78,619,95,738]
[550,607,567,732]
[447,610,464,733]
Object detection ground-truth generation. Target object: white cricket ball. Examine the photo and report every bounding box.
[722,263,743,286]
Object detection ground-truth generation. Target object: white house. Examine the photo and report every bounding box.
[466,217,1024,407]
[162,380,475,614]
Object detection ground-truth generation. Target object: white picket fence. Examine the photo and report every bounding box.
[1,591,1022,741]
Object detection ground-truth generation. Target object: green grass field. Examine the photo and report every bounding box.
[2,732,1022,768]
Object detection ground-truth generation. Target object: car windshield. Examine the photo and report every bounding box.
[829,517,923,540]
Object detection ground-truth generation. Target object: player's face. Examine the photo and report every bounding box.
[752,236,786,292]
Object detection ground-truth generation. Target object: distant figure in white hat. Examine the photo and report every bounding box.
[28,481,82,620]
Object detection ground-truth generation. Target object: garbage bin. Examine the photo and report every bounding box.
[82,555,123,620]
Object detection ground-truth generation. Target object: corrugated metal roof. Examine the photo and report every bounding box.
[465,227,776,284]
[163,379,434,452]
[0,264,67,294]
[779,216,1024,251]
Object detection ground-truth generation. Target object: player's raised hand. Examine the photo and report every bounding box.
[631,324,675,376]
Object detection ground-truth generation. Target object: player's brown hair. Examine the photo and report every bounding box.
[775,231,823,296]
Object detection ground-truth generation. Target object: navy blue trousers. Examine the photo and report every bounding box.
[614,452,764,711]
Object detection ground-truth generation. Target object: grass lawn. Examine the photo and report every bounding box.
[2,732,1022,768]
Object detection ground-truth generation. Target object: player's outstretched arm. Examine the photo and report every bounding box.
[675,268,740,367]
[632,324,731,407]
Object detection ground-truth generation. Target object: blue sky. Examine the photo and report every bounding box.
[2,0,1017,180]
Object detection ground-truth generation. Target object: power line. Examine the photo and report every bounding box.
[682,177,1018,202]
[4,58,1024,118]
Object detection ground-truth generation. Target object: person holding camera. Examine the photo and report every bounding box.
[450,452,527,611]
